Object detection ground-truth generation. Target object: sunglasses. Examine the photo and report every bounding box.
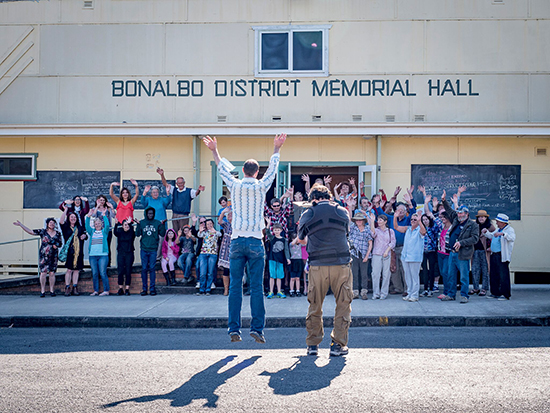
[272,205,281,208]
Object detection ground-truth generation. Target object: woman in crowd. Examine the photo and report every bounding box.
[177,225,196,285]
[424,205,453,300]
[161,229,180,286]
[110,180,139,224]
[85,209,111,296]
[58,195,90,226]
[93,195,116,267]
[420,210,442,297]
[349,211,373,300]
[218,207,233,296]
[60,206,88,296]
[113,217,136,295]
[142,185,171,224]
[196,219,221,295]
[13,218,62,297]
[367,214,396,299]
[394,212,426,302]
[471,210,495,296]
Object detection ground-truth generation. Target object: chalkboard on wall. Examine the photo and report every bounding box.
[23,171,121,209]
[122,179,174,210]
[411,165,521,220]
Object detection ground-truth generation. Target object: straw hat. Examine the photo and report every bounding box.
[352,211,368,221]
[476,210,489,218]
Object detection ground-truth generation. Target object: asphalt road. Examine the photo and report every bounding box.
[1,327,549,413]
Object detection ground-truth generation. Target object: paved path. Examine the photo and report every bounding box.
[1,286,549,328]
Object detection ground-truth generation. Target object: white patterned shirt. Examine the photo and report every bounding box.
[218,153,280,239]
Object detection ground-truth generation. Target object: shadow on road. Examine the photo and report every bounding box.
[103,355,260,409]
[260,355,346,395]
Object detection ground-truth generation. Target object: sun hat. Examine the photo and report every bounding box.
[476,210,489,218]
[352,211,368,221]
[495,213,509,223]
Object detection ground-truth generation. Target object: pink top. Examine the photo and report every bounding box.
[162,240,180,259]
[371,227,396,256]
[438,228,449,256]
[116,201,134,224]
[301,245,308,260]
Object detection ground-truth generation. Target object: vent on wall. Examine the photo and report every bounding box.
[217,115,227,123]
[385,115,395,123]
[83,0,94,9]
[535,147,547,156]
[352,114,363,122]
[271,115,282,122]
[312,115,322,122]
[414,114,426,122]
[492,0,504,4]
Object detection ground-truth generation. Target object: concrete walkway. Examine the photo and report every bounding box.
[1,285,549,328]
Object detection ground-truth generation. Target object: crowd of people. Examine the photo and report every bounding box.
[12,167,516,306]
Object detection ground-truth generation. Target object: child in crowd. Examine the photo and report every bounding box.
[113,217,136,296]
[196,219,221,295]
[288,232,304,297]
[161,229,180,286]
[218,207,233,296]
[177,226,196,285]
[266,220,290,299]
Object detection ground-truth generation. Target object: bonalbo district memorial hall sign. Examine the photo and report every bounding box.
[111,77,480,98]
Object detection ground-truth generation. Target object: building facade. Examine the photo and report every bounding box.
[0,0,549,280]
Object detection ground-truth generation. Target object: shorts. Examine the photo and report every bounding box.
[290,258,304,278]
[269,260,285,279]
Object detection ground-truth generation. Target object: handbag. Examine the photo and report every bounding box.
[389,229,397,273]
[58,231,75,263]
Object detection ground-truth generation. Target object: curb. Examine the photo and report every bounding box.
[1,316,548,328]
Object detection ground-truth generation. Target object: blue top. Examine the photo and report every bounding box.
[142,195,171,222]
[491,230,502,253]
[401,226,425,262]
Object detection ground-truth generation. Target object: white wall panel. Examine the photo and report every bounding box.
[187,0,290,23]
[165,24,251,76]
[529,74,550,122]
[290,0,393,22]
[397,0,530,19]
[39,24,165,76]
[0,77,58,124]
[331,21,424,74]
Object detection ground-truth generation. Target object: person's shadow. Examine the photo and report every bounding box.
[103,355,260,409]
[260,355,346,395]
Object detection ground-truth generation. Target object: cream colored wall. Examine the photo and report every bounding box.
[0,136,195,265]
[379,136,550,272]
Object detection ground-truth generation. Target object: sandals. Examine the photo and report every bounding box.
[479,289,487,297]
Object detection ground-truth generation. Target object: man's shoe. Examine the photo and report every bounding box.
[486,294,499,299]
[250,331,266,344]
[402,295,410,301]
[276,292,286,299]
[230,332,242,342]
[352,290,359,299]
[460,296,469,304]
[427,291,433,297]
[408,297,419,302]
[421,290,429,297]
[329,341,349,357]
[441,295,455,301]
[140,290,148,296]
[360,289,368,300]
[267,292,274,299]
[149,289,157,296]
[497,296,510,301]
[307,345,319,356]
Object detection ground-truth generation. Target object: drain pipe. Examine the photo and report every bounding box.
[193,135,201,216]
[376,135,381,192]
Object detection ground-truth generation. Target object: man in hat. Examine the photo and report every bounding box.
[441,191,479,303]
[484,213,516,300]
[298,184,352,357]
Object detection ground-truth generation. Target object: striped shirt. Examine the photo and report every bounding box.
[218,153,280,239]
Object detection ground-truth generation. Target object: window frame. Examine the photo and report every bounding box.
[253,24,331,77]
[0,153,38,181]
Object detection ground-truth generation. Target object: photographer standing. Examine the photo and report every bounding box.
[298,184,352,357]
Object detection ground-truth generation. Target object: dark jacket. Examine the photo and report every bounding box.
[136,207,166,252]
[443,200,479,260]
[298,200,351,266]
[114,223,136,254]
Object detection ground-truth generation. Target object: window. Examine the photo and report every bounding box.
[0,154,37,180]
[254,25,331,77]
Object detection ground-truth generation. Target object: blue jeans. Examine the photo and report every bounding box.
[448,251,470,298]
[89,255,109,293]
[228,237,266,335]
[437,253,450,296]
[198,254,218,293]
[177,252,195,280]
[141,250,157,291]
